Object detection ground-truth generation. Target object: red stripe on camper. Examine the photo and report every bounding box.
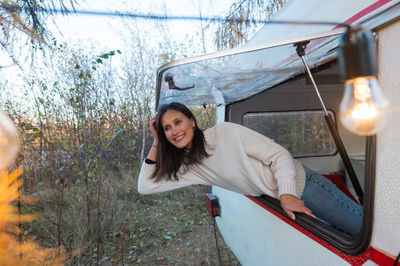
[332,0,394,29]
[246,195,397,265]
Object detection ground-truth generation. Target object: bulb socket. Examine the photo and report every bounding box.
[338,27,377,81]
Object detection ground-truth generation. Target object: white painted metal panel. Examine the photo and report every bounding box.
[371,19,400,257]
[362,260,379,266]
[213,186,350,266]
[247,0,400,46]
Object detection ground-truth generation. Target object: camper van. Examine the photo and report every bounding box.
[155,1,400,265]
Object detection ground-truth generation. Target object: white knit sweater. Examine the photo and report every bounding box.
[138,122,306,198]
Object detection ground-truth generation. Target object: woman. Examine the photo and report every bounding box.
[138,102,362,236]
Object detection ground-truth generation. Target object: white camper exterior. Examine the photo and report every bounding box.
[155,1,400,265]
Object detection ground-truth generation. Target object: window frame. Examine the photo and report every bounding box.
[247,135,375,255]
[233,100,375,254]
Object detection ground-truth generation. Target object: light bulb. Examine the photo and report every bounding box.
[339,77,390,136]
[0,109,19,170]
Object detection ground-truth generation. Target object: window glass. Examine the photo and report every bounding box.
[242,110,336,157]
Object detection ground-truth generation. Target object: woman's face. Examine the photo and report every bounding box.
[161,109,195,149]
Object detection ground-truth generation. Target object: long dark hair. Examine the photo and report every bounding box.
[151,102,209,182]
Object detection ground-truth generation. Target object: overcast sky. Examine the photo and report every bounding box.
[50,0,234,53]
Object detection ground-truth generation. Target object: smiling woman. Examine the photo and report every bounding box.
[137,102,363,236]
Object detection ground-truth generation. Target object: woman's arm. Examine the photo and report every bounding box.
[233,123,315,219]
[146,116,158,161]
[235,123,298,197]
[137,161,207,194]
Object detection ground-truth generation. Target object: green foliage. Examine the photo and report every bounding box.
[108,129,126,145]
[99,50,122,59]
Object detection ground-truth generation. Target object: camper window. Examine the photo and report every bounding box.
[242,110,337,158]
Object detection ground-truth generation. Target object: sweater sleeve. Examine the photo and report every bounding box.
[234,123,297,197]
[137,161,205,195]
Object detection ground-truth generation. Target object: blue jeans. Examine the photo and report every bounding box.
[301,166,363,236]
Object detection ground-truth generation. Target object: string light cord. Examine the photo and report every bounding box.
[0,5,349,27]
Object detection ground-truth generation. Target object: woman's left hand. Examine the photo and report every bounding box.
[279,194,316,220]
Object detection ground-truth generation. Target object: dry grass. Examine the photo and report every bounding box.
[21,168,240,265]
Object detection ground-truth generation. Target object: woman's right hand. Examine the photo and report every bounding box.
[150,115,158,140]
[147,115,159,161]
[280,194,316,220]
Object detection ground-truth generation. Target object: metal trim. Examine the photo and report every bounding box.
[156,29,344,75]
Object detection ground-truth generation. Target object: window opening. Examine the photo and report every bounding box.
[243,110,336,157]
